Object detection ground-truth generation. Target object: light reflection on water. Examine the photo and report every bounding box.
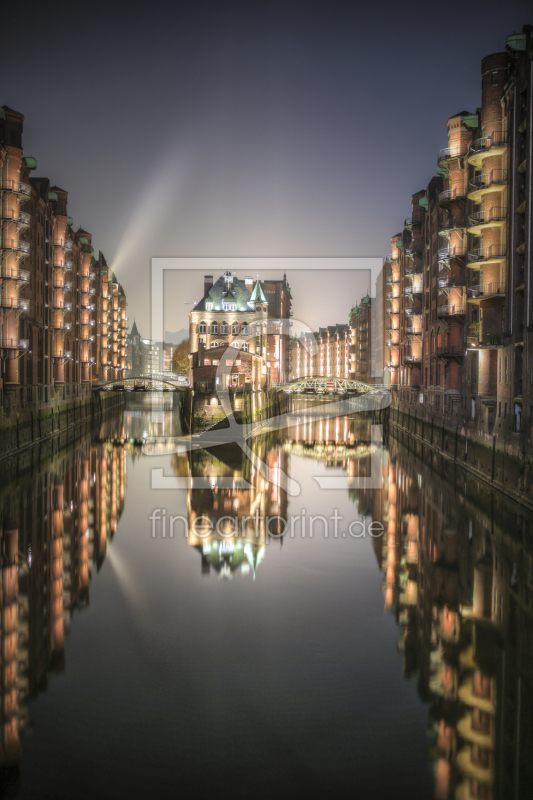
[0,394,531,799]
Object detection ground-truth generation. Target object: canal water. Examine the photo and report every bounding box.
[1,394,531,799]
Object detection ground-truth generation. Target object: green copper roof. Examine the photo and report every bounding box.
[506,33,526,51]
[23,156,37,170]
[250,280,267,304]
[48,191,58,201]
[462,114,479,129]
[67,216,74,226]
[419,195,428,211]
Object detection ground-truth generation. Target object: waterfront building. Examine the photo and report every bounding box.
[289,323,354,381]
[189,271,270,390]
[382,25,533,444]
[0,105,128,422]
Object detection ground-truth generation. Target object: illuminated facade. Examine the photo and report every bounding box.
[383,26,533,439]
[0,105,128,412]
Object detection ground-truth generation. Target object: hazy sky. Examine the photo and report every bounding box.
[4,0,530,334]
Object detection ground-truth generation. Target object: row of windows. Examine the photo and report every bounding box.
[198,322,250,335]
[209,340,249,351]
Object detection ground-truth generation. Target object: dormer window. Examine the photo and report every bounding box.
[205,302,213,311]
[223,302,237,311]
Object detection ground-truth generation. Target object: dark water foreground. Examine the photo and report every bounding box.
[0,394,531,799]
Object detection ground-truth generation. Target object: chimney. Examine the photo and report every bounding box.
[204,275,213,295]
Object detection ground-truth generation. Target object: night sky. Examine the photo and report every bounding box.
[4,0,530,334]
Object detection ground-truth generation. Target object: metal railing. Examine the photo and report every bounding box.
[439,245,466,261]
[405,285,422,295]
[0,180,31,196]
[469,131,508,154]
[1,337,29,349]
[438,276,465,288]
[0,267,30,282]
[468,207,507,226]
[0,297,29,310]
[439,215,466,231]
[438,144,468,162]
[0,209,31,225]
[0,238,30,254]
[468,282,504,299]
[470,169,508,190]
[437,346,464,358]
[438,187,466,203]
[467,245,506,262]
[437,305,465,316]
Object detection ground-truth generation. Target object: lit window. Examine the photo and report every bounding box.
[199,322,206,334]
[205,302,213,310]
[221,322,228,334]
[211,323,218,334]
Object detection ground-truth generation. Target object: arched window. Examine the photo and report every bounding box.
[241,342,248,352]
[199,322,207,334]
[211,322,218,335]
[211,340,218,348]
[232,323,239,335]
[241,323,249,335]
[221,322,228,335]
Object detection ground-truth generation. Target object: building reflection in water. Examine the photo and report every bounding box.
[1,398,532,799]
[180,437,289,579]
[350,435,533,800]
[0,413,126,777]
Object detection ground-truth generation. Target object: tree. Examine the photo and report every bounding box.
[172,339,190,375]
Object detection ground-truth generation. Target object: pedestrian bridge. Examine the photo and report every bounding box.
[277,377,386,395]
[98,376,189,392]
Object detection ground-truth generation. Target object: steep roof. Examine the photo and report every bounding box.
[194,274,253,313]
[250,280,267,304]
[130,319,140,337]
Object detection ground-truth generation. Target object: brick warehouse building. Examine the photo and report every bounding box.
[381,26,533,443]
[289,323,354,381]
[189,270,290,389]
[0,105,128,417]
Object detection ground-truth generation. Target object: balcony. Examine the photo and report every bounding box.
[405,285,423,295]
[0,238,30,256]
[405,264,423,276]
[52,301,72,311]
[438,276,465,289]
[437,304,465,317]
[386,307,399,316]
[438,187,467,206]
[386,275,400,285]
[468,131,508,167]
[404,210,425,228]
[1,337,29,350]
[0,267,30,283]
[438,144,468,165]
[54,239,74,251]
[406,326,422,335]
[438,245,466,262]
[0,180,31,199]
[404,308,420,317]
[467,283,505,303]
[467,245,506,269]
[53,280,73,291]
[386,339,399,348]
[81,302,96,311]
[51,320,71,331]
[437,346,464,359]
[53,259,73,272]
[0,296,30,311]
[467,206,507,235]
[468,169,508,202]
[405,241,423,256]
[0,209,31,228]
[438,214,466,235]
[404,354,422,363]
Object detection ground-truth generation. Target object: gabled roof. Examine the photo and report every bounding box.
[250,280,267,304]
[193,274,253,313]
[130,318,140,337]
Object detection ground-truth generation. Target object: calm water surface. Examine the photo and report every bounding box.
[1,394,532,799]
